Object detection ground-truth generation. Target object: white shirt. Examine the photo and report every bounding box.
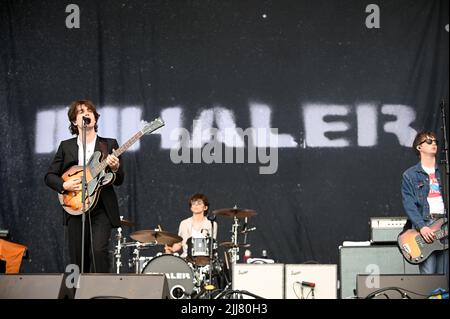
[422,165,445,216]
[77,135,97,166]
[178,216,217,258]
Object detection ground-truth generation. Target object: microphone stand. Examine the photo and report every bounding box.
[439,100,449,276]
[81,119,88,274]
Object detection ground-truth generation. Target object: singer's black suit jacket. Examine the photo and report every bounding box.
[44,136,124,227]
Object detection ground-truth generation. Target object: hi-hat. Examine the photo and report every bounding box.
[130,230,182,246]
[213,208,257,219]
[120,219,135,227]
[219,241,251,248]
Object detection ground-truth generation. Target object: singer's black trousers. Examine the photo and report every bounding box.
[66,202,112,273]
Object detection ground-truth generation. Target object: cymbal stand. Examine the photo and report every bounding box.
[228,216,240,264]
[204,214,217,298]
[207,217,241,300]
[132,242,143,274]
[114,227,124,274]
[130,242,156,273]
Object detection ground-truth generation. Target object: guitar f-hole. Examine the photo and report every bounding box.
[68,170,83,177]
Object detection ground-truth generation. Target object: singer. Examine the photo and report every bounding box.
[44,100,124,273]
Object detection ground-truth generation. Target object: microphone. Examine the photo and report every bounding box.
[301,281,316,288]
[82,116,91,124]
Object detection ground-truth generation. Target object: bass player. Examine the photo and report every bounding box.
[401,131,448,274]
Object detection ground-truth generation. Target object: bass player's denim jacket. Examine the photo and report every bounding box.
[401,162,445,230]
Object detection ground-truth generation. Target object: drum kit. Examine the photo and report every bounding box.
[113,207,257,299]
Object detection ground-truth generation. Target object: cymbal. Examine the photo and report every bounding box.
[219,241,251,249]
[120,219,135,227]
[213,208,257,219]
[130,230,182,246]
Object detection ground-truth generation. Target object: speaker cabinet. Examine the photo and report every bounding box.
[356,274,449,299]
[74,274,169,299]
[0,274,73,299]
[285,264,337,299]
[339,245,419,299]
[232,264,284,299]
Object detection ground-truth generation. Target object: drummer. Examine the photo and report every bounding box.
[165,193,217,258]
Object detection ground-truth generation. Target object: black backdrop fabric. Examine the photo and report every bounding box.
[0,0,448,273]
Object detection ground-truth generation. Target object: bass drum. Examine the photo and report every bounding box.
[142,254,194,299]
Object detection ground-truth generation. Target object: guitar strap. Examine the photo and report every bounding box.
[439,163,449,217]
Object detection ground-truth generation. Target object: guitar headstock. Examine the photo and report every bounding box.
[141,117,165,135]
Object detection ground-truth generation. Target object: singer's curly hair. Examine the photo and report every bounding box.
[68,100,100,135]
[188,193,209,216]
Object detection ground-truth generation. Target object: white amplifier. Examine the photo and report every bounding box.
[370,217,407,243]
[232,264,284,299]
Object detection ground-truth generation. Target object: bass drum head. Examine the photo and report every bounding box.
[142,254,194,299]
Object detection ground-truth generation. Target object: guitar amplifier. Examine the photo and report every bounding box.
[339,245,419,299]
[370,217,407,243]
[356,274,448,299]
[285,264,337,299]
[232,264,284,299]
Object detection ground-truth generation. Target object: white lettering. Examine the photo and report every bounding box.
[249,102,297,147]
[34,102,417,154]
[357,104,377,146]
[303,104,350,147]
[381,104,416,146]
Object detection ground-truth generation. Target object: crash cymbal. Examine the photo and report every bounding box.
[213,208,257,219]
[130,229,182,246]
[219,241,251,248]
[120,219,135,227]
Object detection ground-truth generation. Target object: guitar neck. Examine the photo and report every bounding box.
[92,130,144,176]
[435,228,448,240]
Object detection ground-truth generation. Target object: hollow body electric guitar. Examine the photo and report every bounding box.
[397,218,448,264]
[59,118,164,215]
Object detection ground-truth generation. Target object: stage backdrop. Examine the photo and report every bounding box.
[0,0,448,273]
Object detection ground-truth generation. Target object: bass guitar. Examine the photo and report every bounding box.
[397,218,448,264]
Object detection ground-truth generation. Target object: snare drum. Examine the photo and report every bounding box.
[186,237,217,266]
[142,254,194,299]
